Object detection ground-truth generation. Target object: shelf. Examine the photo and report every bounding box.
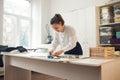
[100,22,120,26]
[100,44,120,46]
[97,1,120,50]
[100,35,111,37]
[99,1,120,8]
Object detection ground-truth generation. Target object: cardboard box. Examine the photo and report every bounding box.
[90,47,115,58]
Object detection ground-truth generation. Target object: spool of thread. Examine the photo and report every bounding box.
[48,54,54,59]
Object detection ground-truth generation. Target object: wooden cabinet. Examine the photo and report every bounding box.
[97,1,120,51]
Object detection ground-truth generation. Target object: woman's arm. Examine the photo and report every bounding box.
[51,32,59,51]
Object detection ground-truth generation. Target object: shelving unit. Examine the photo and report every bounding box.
[99,44,120,46]
[96,1,120,50]
[100,22,120,26]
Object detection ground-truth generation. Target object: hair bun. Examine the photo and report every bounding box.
[50,13,64,25]
[55,14,61,18]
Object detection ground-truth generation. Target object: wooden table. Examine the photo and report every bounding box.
[4,53,120,80]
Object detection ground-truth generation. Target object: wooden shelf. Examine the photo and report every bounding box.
[100,44,120,46]
[96,1,120,50]
[100,35,111,37]
[99,1,120,8]
[100,22,120,26]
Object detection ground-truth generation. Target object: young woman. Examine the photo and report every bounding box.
[49,14,83,56]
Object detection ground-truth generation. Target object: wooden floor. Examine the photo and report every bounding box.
[32,72,64,80]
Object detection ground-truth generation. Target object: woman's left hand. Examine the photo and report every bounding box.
[54,50,64,56]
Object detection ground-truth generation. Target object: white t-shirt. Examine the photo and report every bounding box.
[51,25,77,52]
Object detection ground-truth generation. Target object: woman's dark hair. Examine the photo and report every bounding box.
[50,14,64,25]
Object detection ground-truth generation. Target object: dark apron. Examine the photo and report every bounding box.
[64,42,83,55]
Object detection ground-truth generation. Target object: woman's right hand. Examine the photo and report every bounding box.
[49,50,54,55]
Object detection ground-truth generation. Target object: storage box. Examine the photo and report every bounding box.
[116,32,120,39]
[114,3,120,18]
[90,47,115,58]
[110,38,120,44]
[114,17,120,22]
[100,6,114,24]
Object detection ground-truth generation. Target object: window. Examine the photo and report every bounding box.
[3,0,32,48]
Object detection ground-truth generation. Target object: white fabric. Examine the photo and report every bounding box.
[51,25,77,52]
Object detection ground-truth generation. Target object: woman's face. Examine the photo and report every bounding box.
[52,23,64,32]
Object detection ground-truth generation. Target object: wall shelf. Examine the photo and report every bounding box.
[97,1,120,50]
[100,22,120,26]
[99,44,120,46]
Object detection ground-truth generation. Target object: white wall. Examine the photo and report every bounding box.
[50,0,111,15]
[41,0,51,44]
[31,0,42,48]
[0,0,3,44]
[31,0,51,48]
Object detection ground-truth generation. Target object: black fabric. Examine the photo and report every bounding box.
[0,45,27,67]
[16,46,27,52]
[64,42,83,55]
[0,46,27,52]
[4,47,17,52]
[0,45,8,52]
[0,55,3,67]
[0,45,8,67]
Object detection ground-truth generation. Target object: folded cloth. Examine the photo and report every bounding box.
[16,46,27,52]
[0,46,27,52]
[0,45,27,67]
[0,45,8,52]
